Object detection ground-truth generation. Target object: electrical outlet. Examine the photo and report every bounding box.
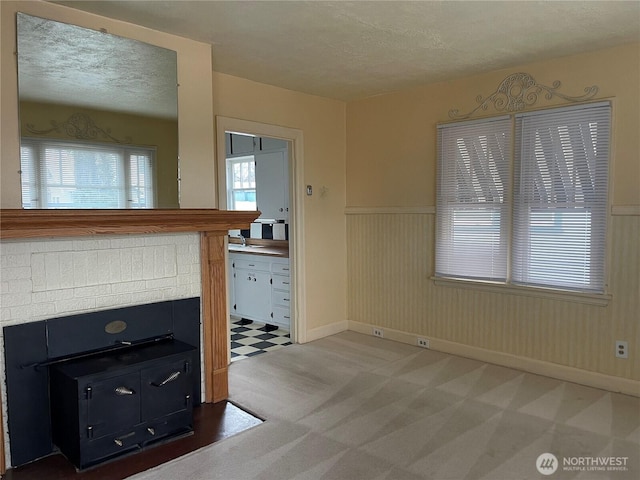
[417,337,430,348]
[372,328,384,338]
[615,340,628,359]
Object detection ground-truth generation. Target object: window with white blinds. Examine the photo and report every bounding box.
[436,116,511,281]
[512,102,611,292]
[20,139,156,209]
[436,102,610,294]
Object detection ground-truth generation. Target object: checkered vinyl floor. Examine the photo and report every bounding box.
[230,319,292,362]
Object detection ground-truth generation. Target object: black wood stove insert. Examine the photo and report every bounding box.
[50,338,196,470]
[3,298,201,469]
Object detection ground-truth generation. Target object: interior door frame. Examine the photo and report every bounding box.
[215,116,307,354]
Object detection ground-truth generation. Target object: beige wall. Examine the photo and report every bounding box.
[213,72,348,334]
[1,1,348,340]
[1,0,214,208]
[347,43,639,208]
[346,43,640,386]
[19,101,179,208]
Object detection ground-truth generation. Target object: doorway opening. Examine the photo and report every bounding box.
[215,117,306,365]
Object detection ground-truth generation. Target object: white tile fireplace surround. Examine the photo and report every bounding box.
[0,232,202,466]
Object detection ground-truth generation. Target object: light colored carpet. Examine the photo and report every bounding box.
[127,331,639,479]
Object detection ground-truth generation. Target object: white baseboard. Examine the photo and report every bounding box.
[348,320,640,397]
[303,320,348,343]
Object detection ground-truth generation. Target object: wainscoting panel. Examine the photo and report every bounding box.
[347,212,639,382]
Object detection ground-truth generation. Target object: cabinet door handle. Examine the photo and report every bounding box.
[115,386,135,395]
[147,427,156,436]
[114,439,124,447]
[283,281,290,285]
[151,371,181,387]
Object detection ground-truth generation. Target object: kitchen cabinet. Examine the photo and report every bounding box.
[259,137,287,151]
[226,133,287,156]
[270,262,291,328]
[255,150,289,221]
[229,253,291,329]
[232,256,271,322]
[226,133,257,156]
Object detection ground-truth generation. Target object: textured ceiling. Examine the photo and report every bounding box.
[17,12,178,119]
[42,0,640,104]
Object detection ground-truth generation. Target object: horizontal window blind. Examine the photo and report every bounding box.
[512,102,610,292]
[20,138,155,209]
[436,116,511,281]
[127,151,156,209]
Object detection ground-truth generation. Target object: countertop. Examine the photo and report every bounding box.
[228,239,289,258]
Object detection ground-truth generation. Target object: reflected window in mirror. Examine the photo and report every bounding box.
[16,13,178,209]
[21,138,155,209]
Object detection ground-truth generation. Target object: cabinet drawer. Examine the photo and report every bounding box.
[272,275,290,291]
[272,290,290,307]
[82,427,142,468]
[142,410,192,446]
[271,307,291,325]
[234,258,270,272]
[271,262,290,275]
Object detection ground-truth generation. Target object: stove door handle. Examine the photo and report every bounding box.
[114,386,135,395]
[152,371,181,387]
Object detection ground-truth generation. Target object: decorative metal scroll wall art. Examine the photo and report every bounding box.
[448,72,599,120]
[25,112,131,143]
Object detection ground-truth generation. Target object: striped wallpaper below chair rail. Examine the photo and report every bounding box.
[346,213,639,382]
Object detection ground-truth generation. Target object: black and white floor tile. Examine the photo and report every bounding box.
[230,319,292,362]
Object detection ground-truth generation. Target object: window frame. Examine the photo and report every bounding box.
[434,101,612,303]
[225,155,257,211]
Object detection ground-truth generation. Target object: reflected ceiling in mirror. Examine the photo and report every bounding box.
[17,13,177,119]
[17,13,179,209]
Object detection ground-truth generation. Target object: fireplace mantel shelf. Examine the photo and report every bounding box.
[0,209,260,239]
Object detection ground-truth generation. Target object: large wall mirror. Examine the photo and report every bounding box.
[16,12,179,209]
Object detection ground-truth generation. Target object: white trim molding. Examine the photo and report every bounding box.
[611,205,640,216]
[215,116,307,345]
[432,276,612,307]
[348,320,640,397]
[304,320,349,343]
[345,206,436,215]
[345,205,639,216]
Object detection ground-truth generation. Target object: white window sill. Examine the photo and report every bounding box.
[431,276,611,307]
